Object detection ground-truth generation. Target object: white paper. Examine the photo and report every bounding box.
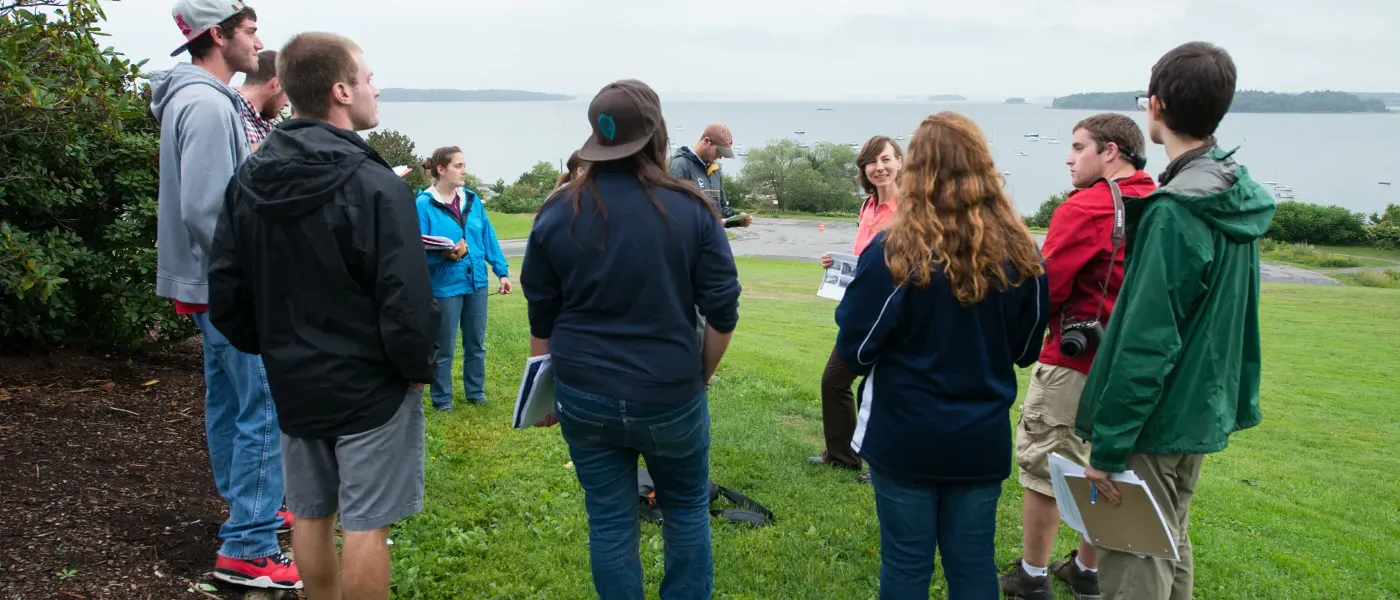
[393,165,412,178]
[1048,452,1177,559]
[422,235,455,250]
[512,355,555,429]
[817,252,858,301]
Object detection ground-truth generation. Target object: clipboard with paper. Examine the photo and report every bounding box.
[512,355,555,429]
[1048,453,1179,560]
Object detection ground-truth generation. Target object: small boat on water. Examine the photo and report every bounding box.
[895,136,906,141]
[1261,181,1278,186]
[1016,151,1028,157]
[794,130,806,134]
[1276,192,1296,199]
[1001,171,1013,176]
[1381,181,1393,185]
[1045,138,1061,145]
[816,108,834,111]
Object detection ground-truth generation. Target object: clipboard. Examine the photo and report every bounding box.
[1049,453,1179,560]
[512,355,554,429]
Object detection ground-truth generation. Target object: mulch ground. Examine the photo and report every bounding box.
[0,344,297,599]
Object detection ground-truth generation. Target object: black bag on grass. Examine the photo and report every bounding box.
[637,468,775,528]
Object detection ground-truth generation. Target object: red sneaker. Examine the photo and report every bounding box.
[276,507,295,533]
[214,552,302,589]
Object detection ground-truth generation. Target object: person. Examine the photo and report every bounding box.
[208,32,441,600]
[1076,42,1275,600]
[149,0,299,588]
[522,79,741,600]
[416,146,512,412]
[807,135,903,484]
[237,49,288,151]
[669,123,752,228]
[554,150,586,189]
[834,111,1048,599]
[1000,113,1157,600]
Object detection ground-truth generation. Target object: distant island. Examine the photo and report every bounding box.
[928,94,967,101]
[1052,90,1389,113]
[377,88,573,102]
[1353,92,1400,106]
[1005,97,1027,105]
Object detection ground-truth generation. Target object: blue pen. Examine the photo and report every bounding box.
[1091,486,1098,504]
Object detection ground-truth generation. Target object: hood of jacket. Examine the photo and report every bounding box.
[149,62,243,124]
[673,146,707,168]
[234,119,388,219]
[1140,146,1275,243]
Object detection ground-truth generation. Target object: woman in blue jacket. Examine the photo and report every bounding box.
[417,146,512,411]
[835,112,1048,599]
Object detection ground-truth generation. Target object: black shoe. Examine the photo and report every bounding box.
[999,558,1053,600]
[1051,550,1102,600]
[857,472,871,485]
[806,453,860,471]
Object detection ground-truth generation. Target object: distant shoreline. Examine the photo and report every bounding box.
[1045,106,1396,115]
[378,88,572,103]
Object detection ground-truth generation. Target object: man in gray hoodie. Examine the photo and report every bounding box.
[150,0,301,590]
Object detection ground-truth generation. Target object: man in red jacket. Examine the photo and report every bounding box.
[1002,113,1157,600]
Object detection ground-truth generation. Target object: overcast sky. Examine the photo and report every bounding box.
[98,0,1397,100]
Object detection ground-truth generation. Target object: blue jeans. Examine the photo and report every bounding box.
[430,290,489,408]
[192,313,284,560]
[554,380,712,600]
[869,470,1002,600]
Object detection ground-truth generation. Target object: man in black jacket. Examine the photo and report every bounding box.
[669,123,752,228]
[209,32,439,600]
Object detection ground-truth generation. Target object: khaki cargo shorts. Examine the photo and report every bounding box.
[1015,363,1091,497]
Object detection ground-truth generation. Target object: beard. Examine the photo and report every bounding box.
[259,100,282,121]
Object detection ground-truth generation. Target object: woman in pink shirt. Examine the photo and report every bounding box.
[809,135,903,483]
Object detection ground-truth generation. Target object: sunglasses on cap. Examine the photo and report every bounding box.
[1135,95,1151,110]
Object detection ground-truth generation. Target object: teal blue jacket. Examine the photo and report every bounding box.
[415,186,508,298]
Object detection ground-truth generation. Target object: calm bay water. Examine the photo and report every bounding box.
[370,101,1400,215]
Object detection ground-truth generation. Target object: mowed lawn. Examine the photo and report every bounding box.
[485,211,534,241]
[387,257,1400,599]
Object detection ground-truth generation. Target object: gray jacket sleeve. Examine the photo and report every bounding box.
[668,156,696,182]
[176,90,244,257]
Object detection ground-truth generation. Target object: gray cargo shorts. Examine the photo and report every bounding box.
[281,388,425,531]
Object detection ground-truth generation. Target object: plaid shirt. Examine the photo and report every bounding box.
[236,91,276,145]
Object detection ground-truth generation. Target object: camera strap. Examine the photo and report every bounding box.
[1091,177,1126,322]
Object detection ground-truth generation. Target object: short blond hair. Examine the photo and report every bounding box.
[276,32,360,119]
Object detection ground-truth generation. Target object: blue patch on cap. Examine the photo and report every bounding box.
[598,113,617,141]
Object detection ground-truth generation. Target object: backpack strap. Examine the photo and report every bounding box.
[709,484,775,527]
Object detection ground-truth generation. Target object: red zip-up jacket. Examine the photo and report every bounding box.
[1039,171,1157,374]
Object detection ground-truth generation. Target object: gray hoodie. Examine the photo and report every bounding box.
[149,62,252,305]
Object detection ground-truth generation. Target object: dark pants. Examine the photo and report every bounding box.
[870,470,1002,600]
[820,347,861,468]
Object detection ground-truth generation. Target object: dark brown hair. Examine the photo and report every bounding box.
[187,7,257,60]
[886,112,1043,305]
[1073,113,1146,164]
[553,150,585,189]
[856,135,904,195]
[276,32,360,120]
[243,50,278,85]
[538,82,716,248]
[1148,41,1237,140]
[421,146,463,180]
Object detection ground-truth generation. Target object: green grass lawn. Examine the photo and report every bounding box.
[751,210,859,222]
[1312,244,1400,264]
[486,211,534,240]
[388,257,1400,599]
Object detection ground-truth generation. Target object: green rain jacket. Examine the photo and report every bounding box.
[1076,145,1277,472]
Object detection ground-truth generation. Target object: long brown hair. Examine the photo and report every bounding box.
[856,135,903,195]
[885,111,1042,305]
[538,81,717,248]
[553,150,584,189]
[421,146,462,180]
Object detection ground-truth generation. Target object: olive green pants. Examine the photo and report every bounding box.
[1099,452,1204,600]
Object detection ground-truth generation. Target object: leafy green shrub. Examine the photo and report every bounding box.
[1024,191,1070,229]
[365,129,431,191]
[1351,269,1400,289]
[1,0,194,349]
[738,141,863,214]
[1364,221,1400,251]
[1261,243,1361,269]
[489,161,561,214]
[1266,201,1367,245]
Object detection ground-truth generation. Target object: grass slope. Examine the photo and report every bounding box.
[485,211,534,241]
[388,257,1400,599]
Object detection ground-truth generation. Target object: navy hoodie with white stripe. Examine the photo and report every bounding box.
[835,233,1049,486]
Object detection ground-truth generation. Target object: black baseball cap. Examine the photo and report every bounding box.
[578,80,662,162]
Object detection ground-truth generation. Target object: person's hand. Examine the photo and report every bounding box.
[499,277,513,295]
[452,240,468,261]
[821,254,834,269]
[740,215,753,227]
[534,412,558,427]
[409,382,426,391]
[1084,466,1122,504]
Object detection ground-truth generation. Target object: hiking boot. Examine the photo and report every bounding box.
[276,506,295,533]
[857,472,871,485]
[999,559,1052,600]
[214,552,302,590]
[1051,550,1102,600]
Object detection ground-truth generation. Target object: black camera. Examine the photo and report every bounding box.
[1059,316,1104,358]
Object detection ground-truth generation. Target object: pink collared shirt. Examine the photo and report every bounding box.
[853,194,899,256]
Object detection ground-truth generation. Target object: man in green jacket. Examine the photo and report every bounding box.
[1076,41,1276,600]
